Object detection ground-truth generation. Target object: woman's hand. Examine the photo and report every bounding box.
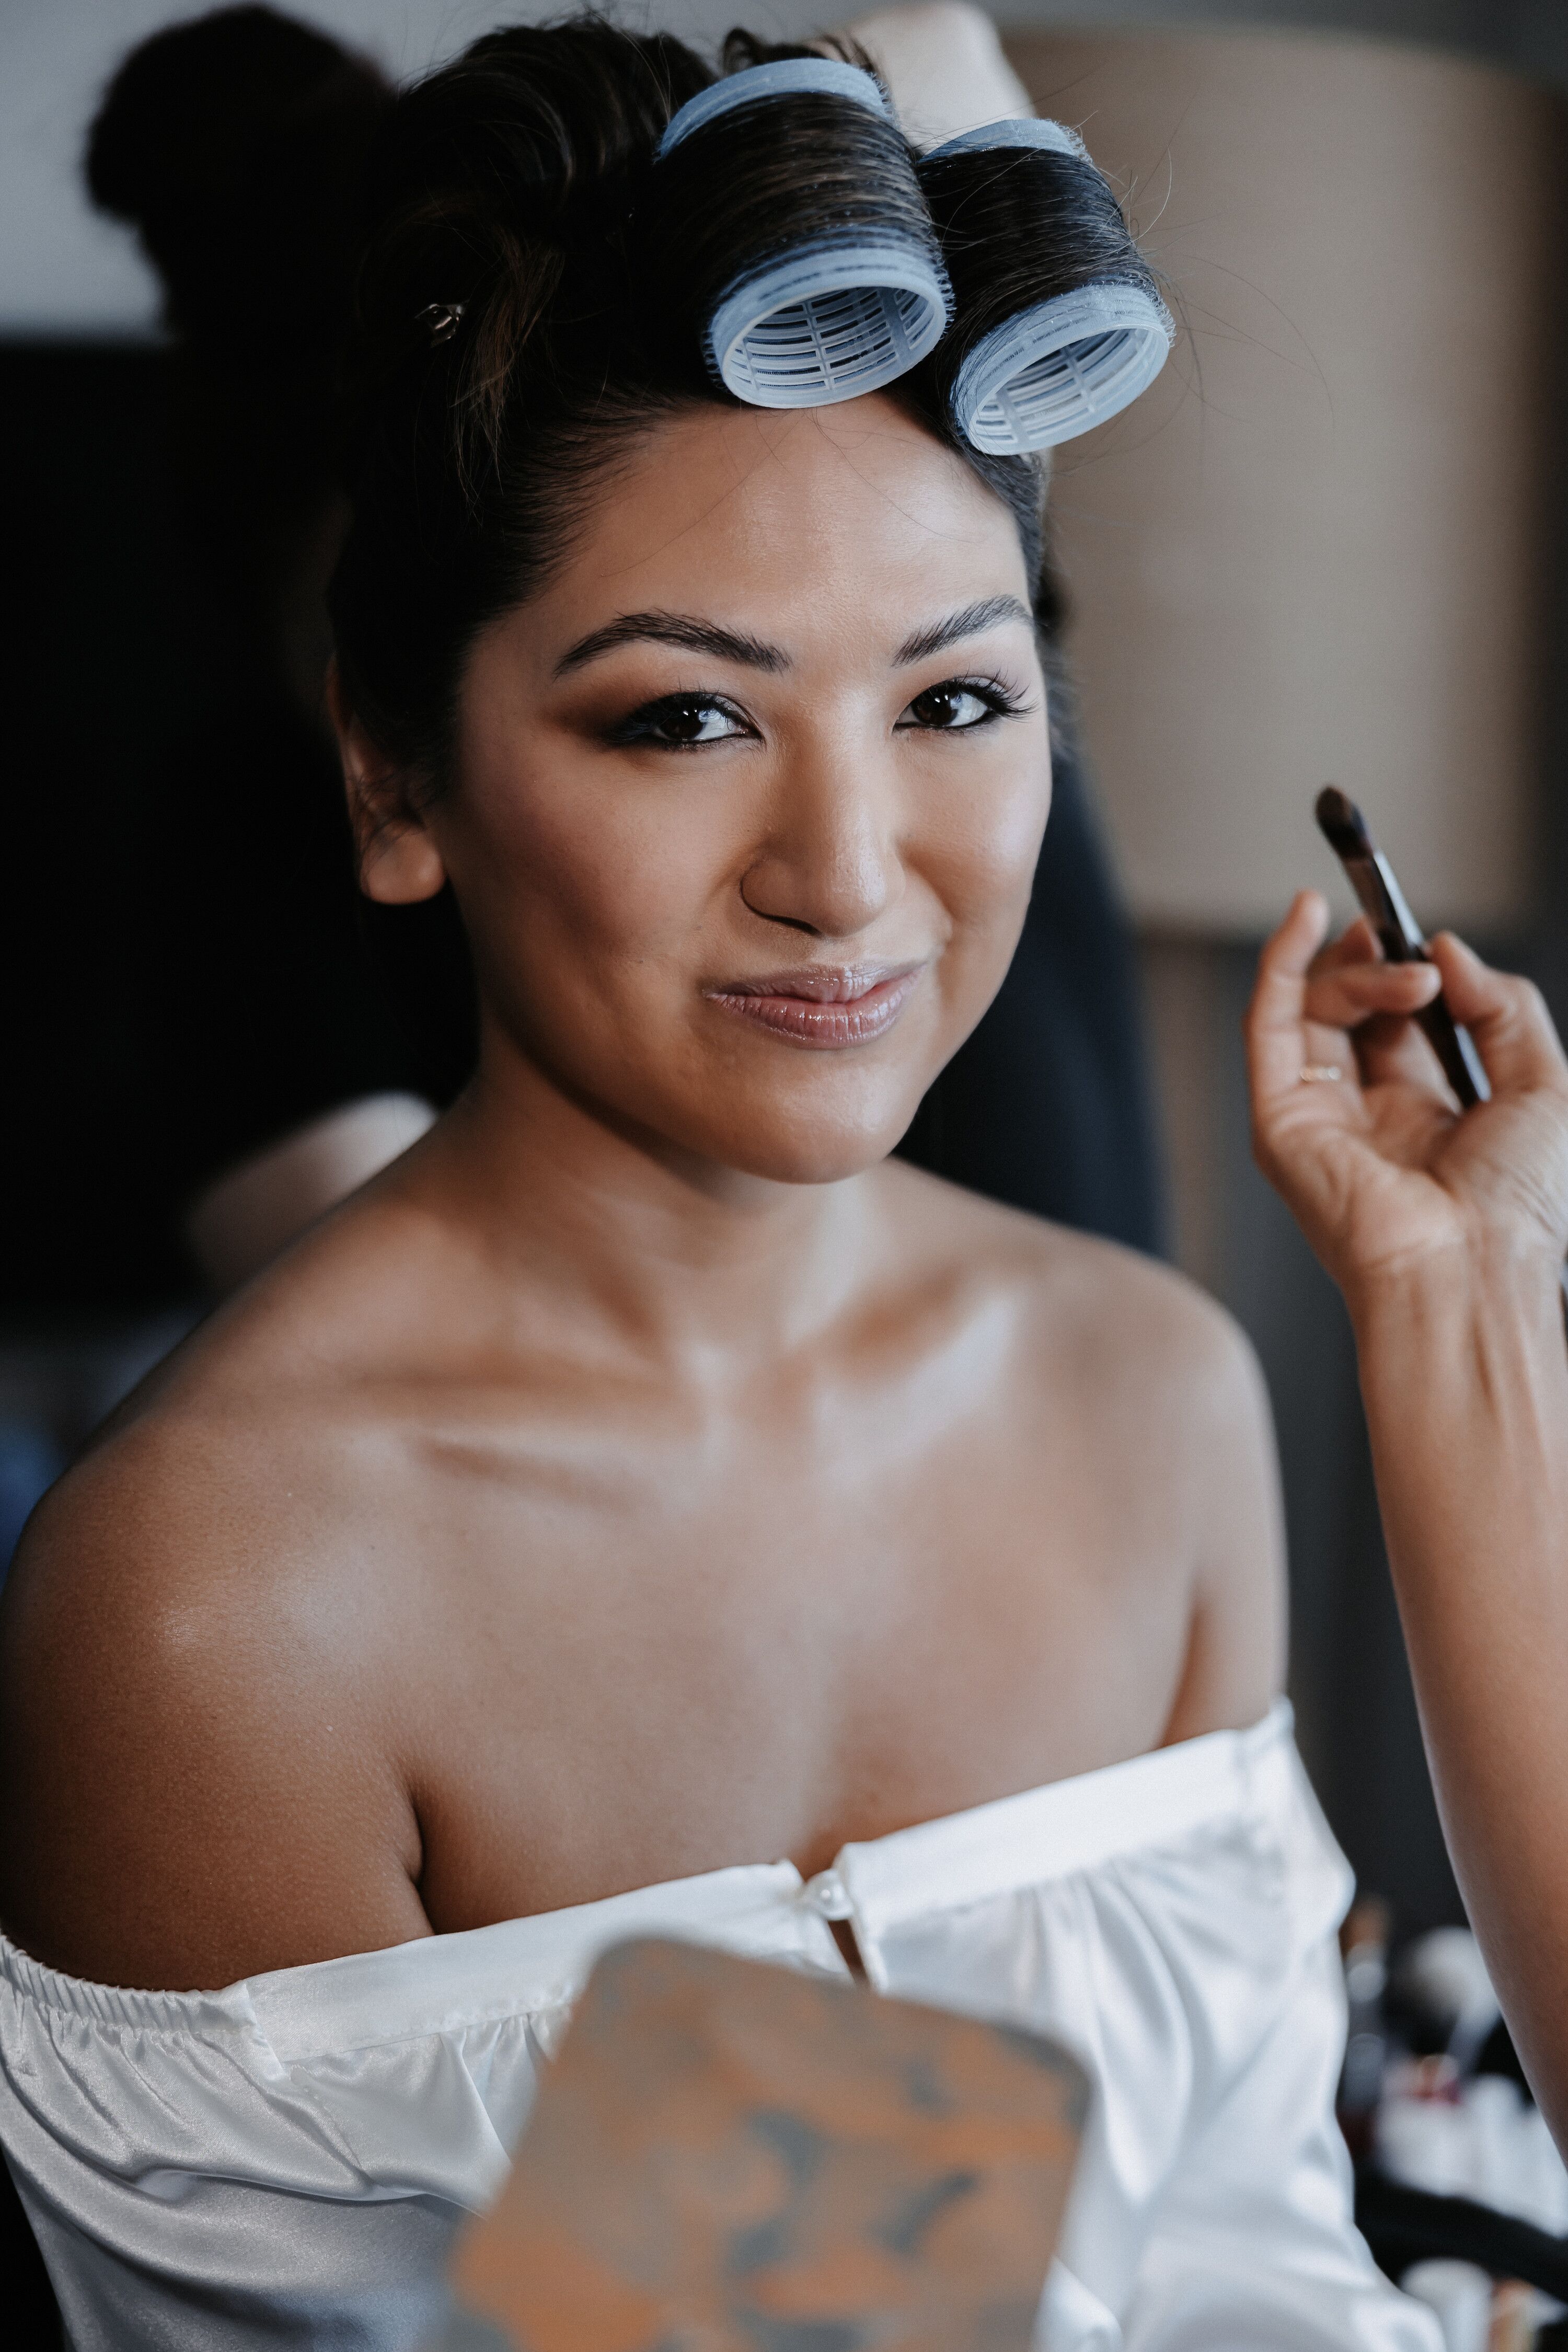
[1247,891,1568,1302]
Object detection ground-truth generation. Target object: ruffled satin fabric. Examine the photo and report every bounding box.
[0,1703,1437,2352]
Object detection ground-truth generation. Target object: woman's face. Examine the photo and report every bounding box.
[384,396,1051,1184]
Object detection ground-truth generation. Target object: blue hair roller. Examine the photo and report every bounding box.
[658,58,952,410]
[925,118,1174,455]
[932,116,1089,165]
[656,57,892,155]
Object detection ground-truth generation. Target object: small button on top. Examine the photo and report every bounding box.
[803,1867,854,1920]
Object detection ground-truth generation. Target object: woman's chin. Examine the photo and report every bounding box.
[684,1098,927,1188]
[560,1042,945,1187]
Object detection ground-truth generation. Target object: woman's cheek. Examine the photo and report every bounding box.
[917,753,1051,935]
[460,761,723,967]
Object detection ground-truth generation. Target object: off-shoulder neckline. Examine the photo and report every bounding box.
[0,1701,1294,2048]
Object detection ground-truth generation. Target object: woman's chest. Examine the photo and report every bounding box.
[374,1400,1195,1933]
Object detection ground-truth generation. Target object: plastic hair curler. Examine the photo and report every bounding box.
[655,57,952,409]
[921,118,1173,455]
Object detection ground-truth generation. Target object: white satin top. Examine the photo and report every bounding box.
[0,1703,1436,2352]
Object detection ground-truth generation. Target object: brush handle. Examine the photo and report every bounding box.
[1328,825,1492,1111]
[1414,996,1490,1111]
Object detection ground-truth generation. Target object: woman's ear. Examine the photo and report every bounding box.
[327,659,448,906]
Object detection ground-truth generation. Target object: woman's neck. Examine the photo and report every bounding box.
[405,1040,884,1377]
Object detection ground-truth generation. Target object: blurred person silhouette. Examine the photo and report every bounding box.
[84,2,1161,1297]
[84,6,447,1296]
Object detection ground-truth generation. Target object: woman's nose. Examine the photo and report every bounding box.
[739,745,901,941]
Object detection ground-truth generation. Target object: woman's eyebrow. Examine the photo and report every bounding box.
[894,596,1033,667]
[552,610,789,677]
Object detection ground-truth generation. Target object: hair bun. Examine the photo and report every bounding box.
[650,57,951,409]
[920,117,1172,455]
[85,3,384,355]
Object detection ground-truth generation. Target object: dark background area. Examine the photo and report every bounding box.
[3,342,239,1311]
[2,339,443,1323]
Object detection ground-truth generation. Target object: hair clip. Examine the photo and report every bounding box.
[656,59,950,411]
[923,121,1173,455]
[417,302,465,345]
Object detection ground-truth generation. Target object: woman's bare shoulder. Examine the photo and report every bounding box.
[0,1207,437,1989]
[880,1156,1247,1378]
[881,1161,1287,1733]
[7,1192,433,1636]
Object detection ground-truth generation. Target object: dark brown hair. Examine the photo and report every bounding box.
[327,17,1073,803]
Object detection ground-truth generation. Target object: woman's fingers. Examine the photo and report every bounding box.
[1248,892,1332,1108]
[1251,907,1568,1285]
[1429,935,1568,1101]
[1305,933,1568,1108]
[1354,1008,1456,1097]
[1258,898,1442,1101]
[1304,958,1440,1034]
[1246,896,1568,1133]
[1309,914,1381,975]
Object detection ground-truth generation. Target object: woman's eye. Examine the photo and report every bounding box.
[898,681,1017,732]
[610,695,752,750]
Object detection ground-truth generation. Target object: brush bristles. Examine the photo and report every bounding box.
[1315,786,1372,860]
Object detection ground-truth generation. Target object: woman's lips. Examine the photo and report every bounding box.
[703,962,925,1048]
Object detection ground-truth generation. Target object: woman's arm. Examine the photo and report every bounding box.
[1353,1228,1568,2148]
[1248,894,1568,2150]
[840,4,1031,144]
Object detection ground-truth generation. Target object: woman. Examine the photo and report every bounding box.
[0,19,1442,2351]
[74,0,1158,1299]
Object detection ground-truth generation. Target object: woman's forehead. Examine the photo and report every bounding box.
[525,398,1032,667]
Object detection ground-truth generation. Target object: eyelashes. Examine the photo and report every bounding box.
[896,674,1031,732]
[602,691,754,751]
[603,674,1032,753]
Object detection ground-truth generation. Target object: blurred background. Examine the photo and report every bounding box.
[4,0,1567,1956]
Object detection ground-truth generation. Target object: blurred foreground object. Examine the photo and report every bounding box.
[185,1091,435,1293]
[1003,25,1565,937]
[1340,1922,1568,2344]
[1374,1927,1568,2244]
[1396,1928,1506,2077]
[1398,2260,1537,2352]
[432,1936,1086,2352]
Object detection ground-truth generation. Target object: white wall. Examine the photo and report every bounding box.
[2,0,1561,337]
[0,0,825,336]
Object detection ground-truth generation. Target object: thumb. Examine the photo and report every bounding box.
[1428,935,1568,1099]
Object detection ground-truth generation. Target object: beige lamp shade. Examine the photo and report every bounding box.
[1002,26,1564,937]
